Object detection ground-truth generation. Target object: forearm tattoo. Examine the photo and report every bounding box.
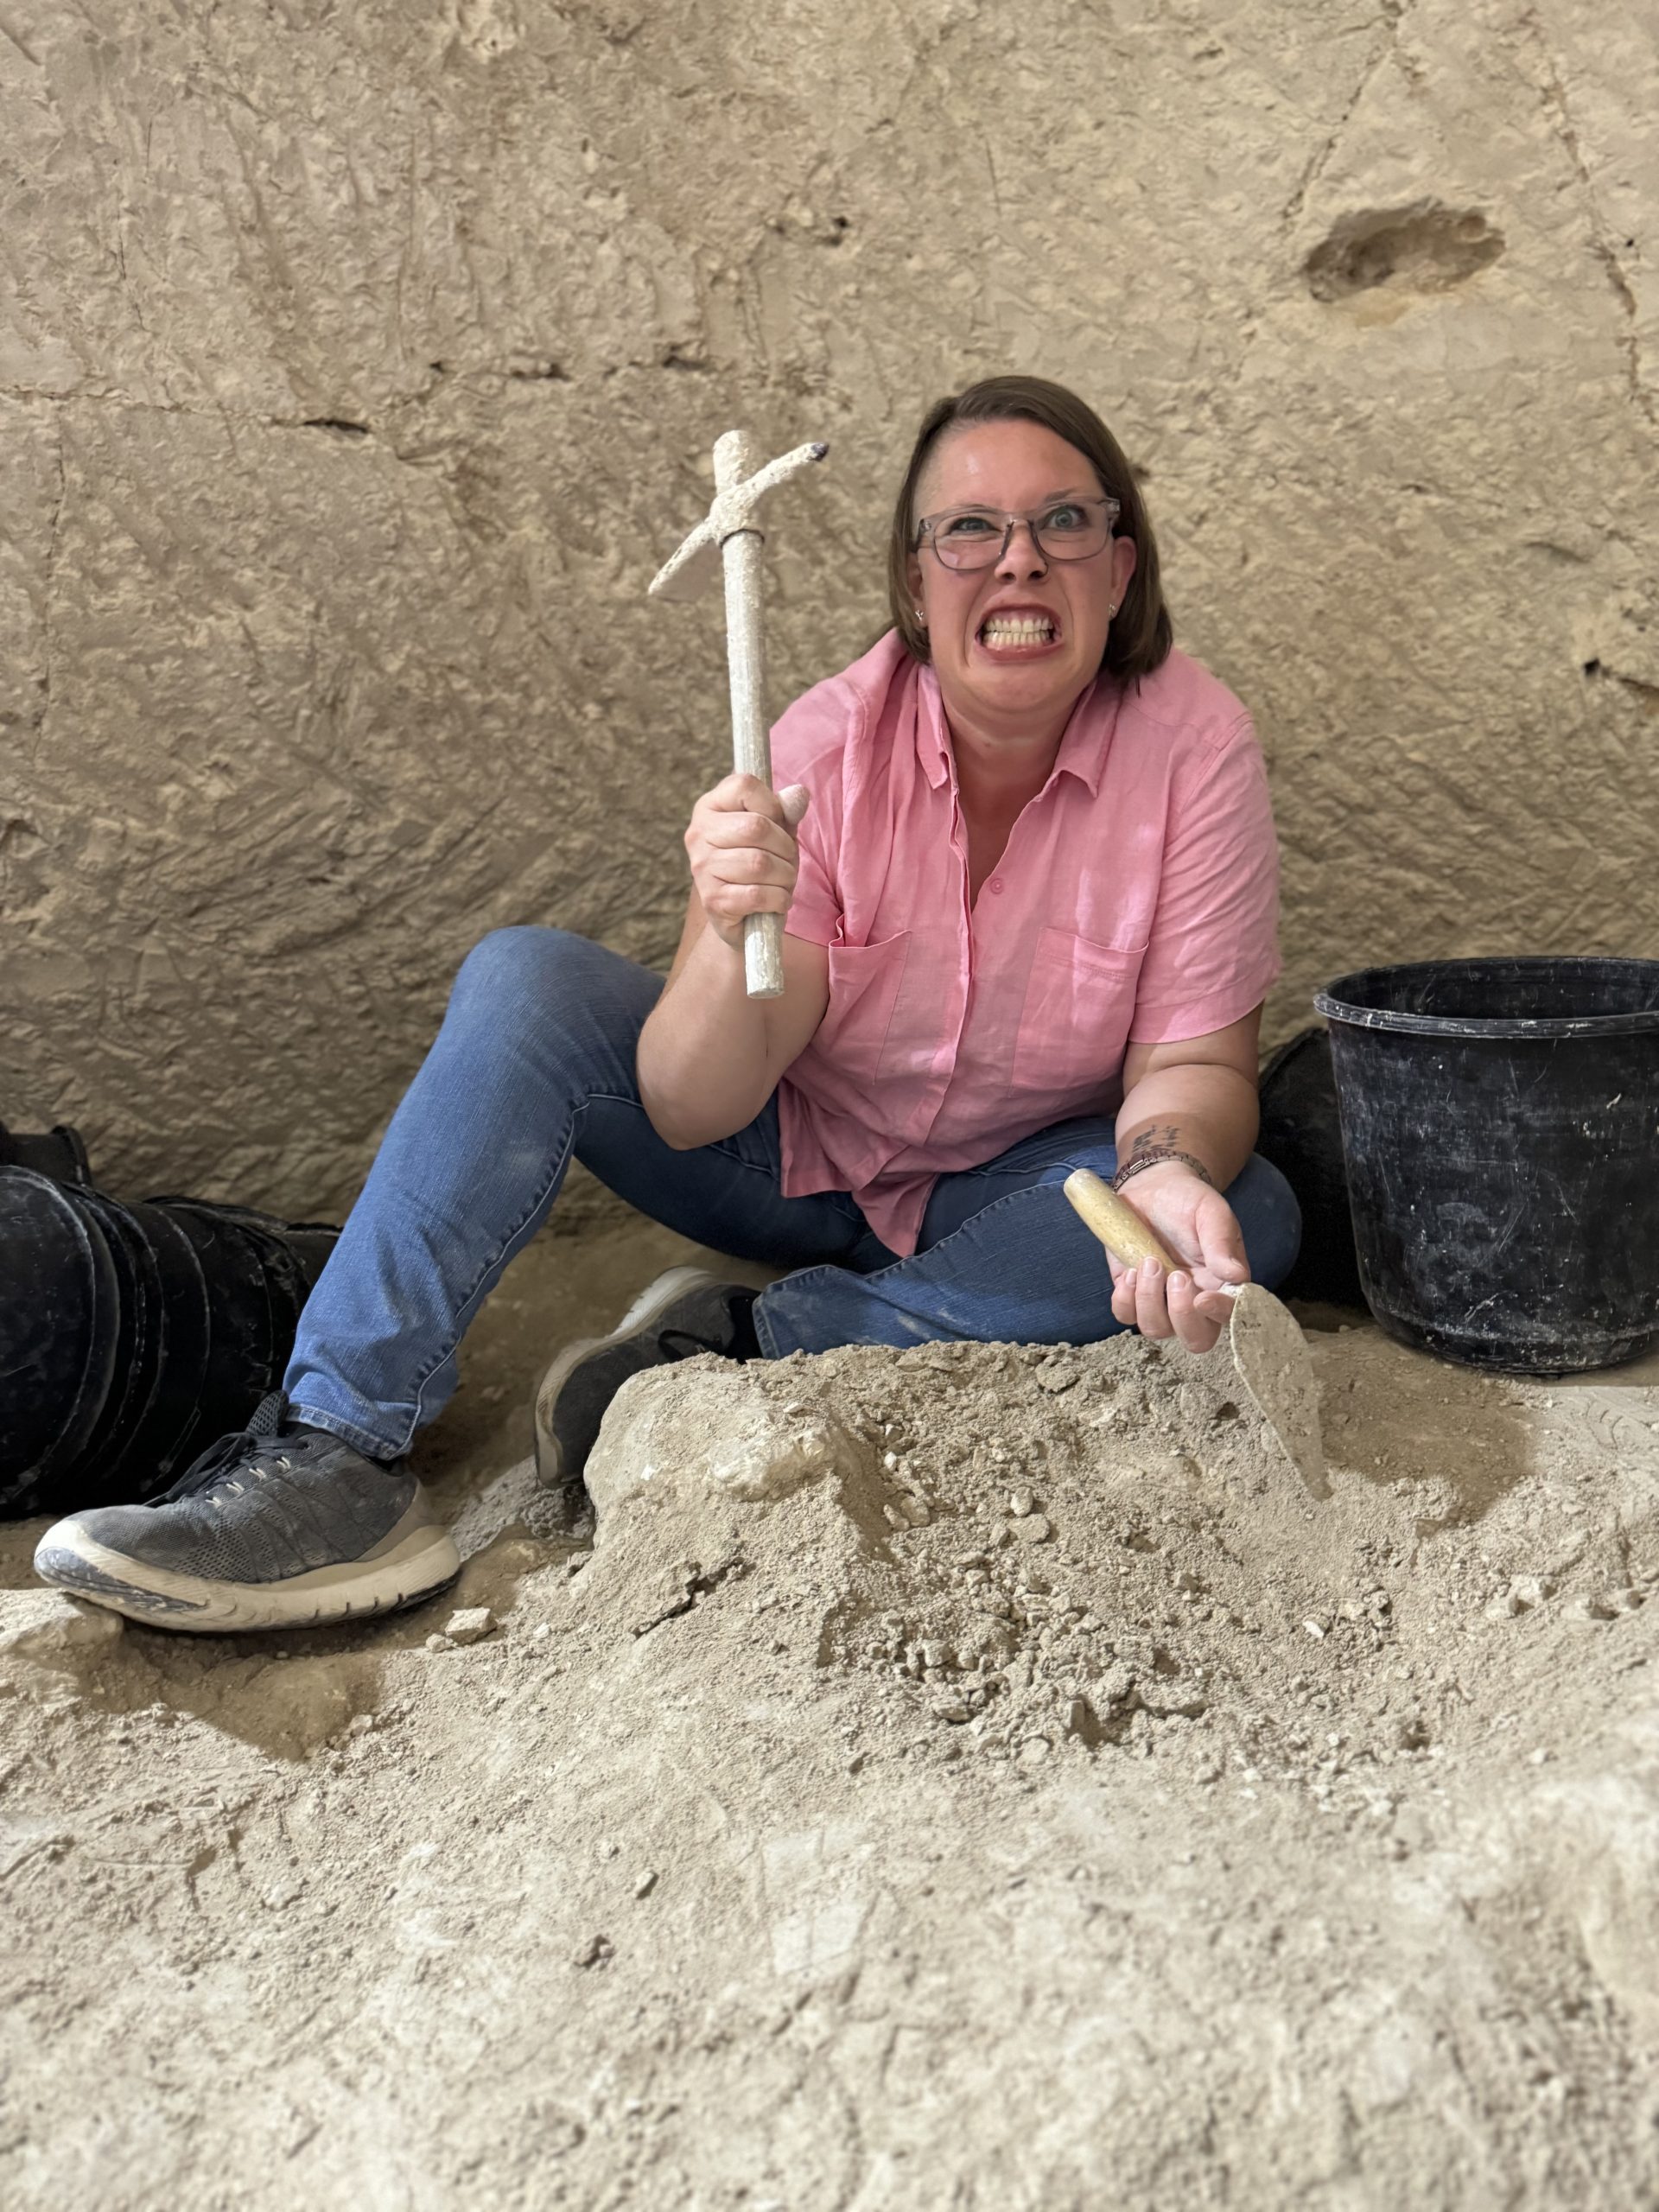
[1125,1122,1184,1162]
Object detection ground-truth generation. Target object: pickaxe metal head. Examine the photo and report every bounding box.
[649,434,830,604]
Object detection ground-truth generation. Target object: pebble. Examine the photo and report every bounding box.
[572,1933,614,1969]
[1008,1487,1036,1518]
[1301,1619,1327,1640]
[633,1869,658,1898]
[443,1606,497,1645]
[423,1632,452,1653]
[1018,1736,1052,1765]
[1008,1515,1052,1546]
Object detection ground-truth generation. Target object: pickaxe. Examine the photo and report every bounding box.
[650,429,829,999]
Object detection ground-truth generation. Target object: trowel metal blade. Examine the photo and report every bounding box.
[1226,1285,1329,1500]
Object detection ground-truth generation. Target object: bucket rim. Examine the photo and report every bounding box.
[1316,956,1659,1040]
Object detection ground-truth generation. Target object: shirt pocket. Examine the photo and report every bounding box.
[816,931,914,1086]
[1011,927,1147,1093]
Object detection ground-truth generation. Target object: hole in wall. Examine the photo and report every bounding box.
[1304,201,1504,302]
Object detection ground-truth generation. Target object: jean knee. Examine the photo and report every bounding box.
[449,925,594,1020]
[1228,1154,1302,1291]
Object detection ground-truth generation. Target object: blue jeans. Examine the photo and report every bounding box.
[284,928,1300,1459]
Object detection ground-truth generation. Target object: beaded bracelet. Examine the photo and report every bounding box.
[1111,1147,1217,1192]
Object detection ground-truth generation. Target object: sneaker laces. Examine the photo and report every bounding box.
[160,1390,297,1503]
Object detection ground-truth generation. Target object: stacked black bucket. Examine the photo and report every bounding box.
[1,1126,337,1520]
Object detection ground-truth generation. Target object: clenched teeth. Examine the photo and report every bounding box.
[980,617,1056,645]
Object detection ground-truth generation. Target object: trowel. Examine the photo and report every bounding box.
[1064,1168,1327,1497]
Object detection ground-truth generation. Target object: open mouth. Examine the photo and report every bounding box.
[977,611,1061,655]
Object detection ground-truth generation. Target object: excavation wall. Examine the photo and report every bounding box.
[3,0,1655,1210]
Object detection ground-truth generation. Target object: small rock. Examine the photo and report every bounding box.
[1017,1736,1052,1765]
[443,1606,496,1645]
[633,1869,658,1899]
[424,1632,453,1653]
[0,1592,127,1665]
[1301,1619,1327,1640]
[934,1700,970,1725]
[1008,1515,1052,1546]
[531,1624,552,1643]
[1008,1487,1036,1518]
[573,1933,613,1969]
[900,1495,932,1527]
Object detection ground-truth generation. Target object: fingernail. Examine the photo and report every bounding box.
[1169,1272,1189,1293]
[1144,1261,1161,1280]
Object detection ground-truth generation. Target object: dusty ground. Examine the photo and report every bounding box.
[3,1221,1658,2211]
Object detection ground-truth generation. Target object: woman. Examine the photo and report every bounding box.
[35,376,1299,1633]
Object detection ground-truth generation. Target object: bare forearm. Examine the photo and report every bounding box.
[637,925,778,1147]
[1115,1063,1259,1190]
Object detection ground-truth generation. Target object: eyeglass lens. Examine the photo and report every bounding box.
[929,501,1114,570]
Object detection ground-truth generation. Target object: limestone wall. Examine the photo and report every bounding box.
[3,0,1655,1214]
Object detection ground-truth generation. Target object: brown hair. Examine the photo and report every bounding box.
[886,375,1173,683]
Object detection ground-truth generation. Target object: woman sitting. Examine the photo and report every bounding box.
[35,374,1299,1633]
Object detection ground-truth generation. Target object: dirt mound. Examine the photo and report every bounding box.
[3,1306,1658,2209]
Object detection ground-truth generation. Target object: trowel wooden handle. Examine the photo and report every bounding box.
[1063,1169,1182,1272]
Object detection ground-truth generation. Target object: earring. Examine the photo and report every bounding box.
[913,607,927,626]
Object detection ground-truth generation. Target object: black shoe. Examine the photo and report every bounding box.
[533,1267,759,1490]
[33,1392,460,1633]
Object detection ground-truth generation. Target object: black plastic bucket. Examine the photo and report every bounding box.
[0,1170,120,1500]
[1315,957,1659,1374]
[0,1172,339,1518]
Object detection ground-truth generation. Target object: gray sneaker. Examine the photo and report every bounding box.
[33,1392,461,1634]
[533,1265,759,1491]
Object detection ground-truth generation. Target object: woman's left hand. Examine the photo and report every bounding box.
[1104,1162,1250,1353]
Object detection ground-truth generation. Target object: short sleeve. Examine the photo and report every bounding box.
[1128,715,1282,1043]
[769,678,852,949]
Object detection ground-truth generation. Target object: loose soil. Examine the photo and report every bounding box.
[3,1223,1657,2210]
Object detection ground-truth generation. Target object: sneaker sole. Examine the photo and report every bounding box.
[533,1263,718,1487]
[32,1511,462,1635]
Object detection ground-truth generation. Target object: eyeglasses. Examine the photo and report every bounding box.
[912,495,1120,571]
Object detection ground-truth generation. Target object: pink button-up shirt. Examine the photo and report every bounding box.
[771,632,1281,1256]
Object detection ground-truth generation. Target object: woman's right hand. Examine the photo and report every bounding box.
[684,773,811,952]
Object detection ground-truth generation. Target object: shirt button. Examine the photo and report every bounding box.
[988,876,1004,895]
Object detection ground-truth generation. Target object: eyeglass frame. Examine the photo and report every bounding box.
[912,493,1122,571]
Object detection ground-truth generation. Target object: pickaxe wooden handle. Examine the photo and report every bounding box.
[650,429,829,1001]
